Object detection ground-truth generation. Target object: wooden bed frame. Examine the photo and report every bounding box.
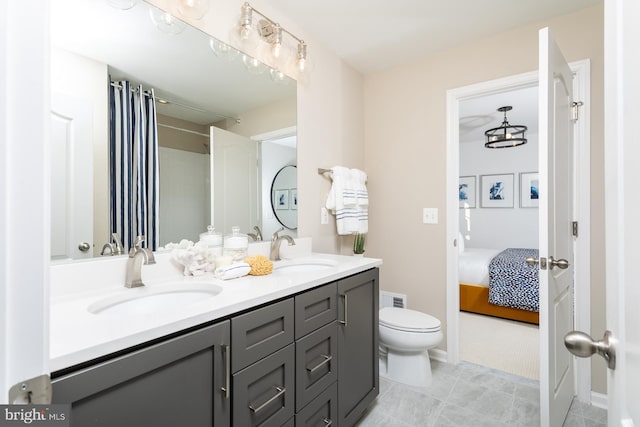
[460,283,539,325]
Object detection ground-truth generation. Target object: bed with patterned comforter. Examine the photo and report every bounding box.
[487,248,539,312]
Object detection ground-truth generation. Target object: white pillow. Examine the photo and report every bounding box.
[458,232,465,253]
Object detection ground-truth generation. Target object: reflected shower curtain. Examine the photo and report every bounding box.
[109,80,159,252]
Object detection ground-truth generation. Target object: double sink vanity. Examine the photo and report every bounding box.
[50,239,381,426]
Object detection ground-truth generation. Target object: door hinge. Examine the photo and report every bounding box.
[572,221,579,237]
[572,101,584,121]
[8,374,52,404]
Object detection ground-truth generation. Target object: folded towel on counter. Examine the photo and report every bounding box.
[214,262,251,280]
[325,166,369,235]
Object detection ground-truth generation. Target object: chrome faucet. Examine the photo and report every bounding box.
[125,236,156,288]
[101,233,124,256]
[248,225,263,242]
[270,227,296,261]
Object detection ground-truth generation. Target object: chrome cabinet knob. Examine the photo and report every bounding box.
[78,242,91,252]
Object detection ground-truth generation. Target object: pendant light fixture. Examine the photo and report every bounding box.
[484,106,527,149]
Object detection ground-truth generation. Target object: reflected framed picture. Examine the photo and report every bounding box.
[459,176,476,208]
[290,188,298,210]
[275,189,289,210]
[520,172,539,208]
[480,173,514,208]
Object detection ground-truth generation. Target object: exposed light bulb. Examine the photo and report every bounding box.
[242,54,266,75]
[270,68,289,85]
[177,0,209,20]
[149,8,186,35]
[209,38,239,62]
[295,41,312,74]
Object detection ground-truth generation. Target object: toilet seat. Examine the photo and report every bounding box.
[379,307,441,333]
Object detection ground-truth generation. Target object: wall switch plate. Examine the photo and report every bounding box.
[422,208,438,224]
[321,207,329,224]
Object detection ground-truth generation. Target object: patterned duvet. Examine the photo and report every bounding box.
[488,248,539,312]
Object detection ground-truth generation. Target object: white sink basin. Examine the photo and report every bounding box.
[88,282,222,317]
[274,258,338,273]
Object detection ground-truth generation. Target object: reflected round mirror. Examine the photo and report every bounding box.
[271,165,297,229]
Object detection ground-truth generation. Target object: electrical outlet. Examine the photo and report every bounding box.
[423,208,438,224]
[321,207,329,225]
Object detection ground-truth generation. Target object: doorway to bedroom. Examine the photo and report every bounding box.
[457,84,541,380]
[445,61,591,395]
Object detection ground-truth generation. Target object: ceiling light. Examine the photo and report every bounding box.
[484,106,527,149]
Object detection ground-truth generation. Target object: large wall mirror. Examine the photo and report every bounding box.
[50,0,297,261]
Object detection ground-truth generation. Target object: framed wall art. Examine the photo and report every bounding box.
[480,173,514,208]
[459,176,476,208]
[520,172,539,208]
[275,189,289,210]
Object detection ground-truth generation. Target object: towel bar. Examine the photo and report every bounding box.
[318,168,332,175]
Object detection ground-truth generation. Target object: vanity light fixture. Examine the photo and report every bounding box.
[149,7,186,35]
[177,0,209,20]
[209,38,240,62]
[484,106,527,149]
[238,2,310,76]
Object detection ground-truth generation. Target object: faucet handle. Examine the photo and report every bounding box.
[271,227,284,241]
[111,233,124,255]
[129,235,146,256]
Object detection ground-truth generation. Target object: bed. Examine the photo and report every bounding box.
[459,247,539,325]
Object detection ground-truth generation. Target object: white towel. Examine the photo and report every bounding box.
[325,166,369,235]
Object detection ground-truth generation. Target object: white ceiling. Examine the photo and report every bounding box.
[269,0,601,75]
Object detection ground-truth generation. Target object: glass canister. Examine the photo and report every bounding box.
[199,225,223,257]
[223,226,249,262]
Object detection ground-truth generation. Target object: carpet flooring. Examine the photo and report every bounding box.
[459,311,539,380]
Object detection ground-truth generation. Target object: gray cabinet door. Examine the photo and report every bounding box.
[233,343,295,427]
[294,282,337,339]
[232,298,295,372]
[295,321,338,411]
[52,321,231,427]
[337,268,379,427]
[295,382,337,427]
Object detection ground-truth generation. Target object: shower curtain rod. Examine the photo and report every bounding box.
[157,122,210,138]
[109,82,240,123]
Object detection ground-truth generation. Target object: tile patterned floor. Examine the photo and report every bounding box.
[356,360,607,427]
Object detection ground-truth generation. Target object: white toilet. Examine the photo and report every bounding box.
[378,307,443,387]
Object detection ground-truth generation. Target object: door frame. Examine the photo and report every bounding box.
[445,60,592,400]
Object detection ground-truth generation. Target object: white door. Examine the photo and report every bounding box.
[50,94,93,259]
[211,127,259,234]
[604,0,640,424]
[538,27,575,427]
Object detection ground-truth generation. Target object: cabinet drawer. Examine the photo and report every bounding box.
[295,282,337,339]
[232,298,294,372]
[295,322,338,411]
[295,382,337,427]
[233,344,295,427]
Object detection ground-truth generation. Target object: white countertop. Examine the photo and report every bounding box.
[50,250,381,372]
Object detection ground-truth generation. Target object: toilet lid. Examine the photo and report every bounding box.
[379,307,441,332]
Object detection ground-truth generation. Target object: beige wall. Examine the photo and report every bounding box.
[148,0,605,393]
[364,4,606,392]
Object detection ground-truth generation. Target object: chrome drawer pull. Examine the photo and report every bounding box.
[306,354,332,373]
[322,418,332,426]
[339,294,348,326]
[249,386,286,413]
[220,345,230,399]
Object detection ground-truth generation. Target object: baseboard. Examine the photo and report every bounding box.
[429,348,448,363]
[590,391,608,410]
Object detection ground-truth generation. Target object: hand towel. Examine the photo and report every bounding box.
[351,168,369,233]
[325,166,359,235]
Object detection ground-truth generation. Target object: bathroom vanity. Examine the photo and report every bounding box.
[49,252,380,427]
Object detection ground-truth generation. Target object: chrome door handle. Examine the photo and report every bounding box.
[78,242,91,252]
[339,294,348,326]
[564,330,616,370]
[220,344,230,399]
[525,257,538,266]
[549,256,570,270]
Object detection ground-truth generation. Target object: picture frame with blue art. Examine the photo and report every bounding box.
[459,176,476,208]
[520,172,539,208]
[480,173,514,208]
